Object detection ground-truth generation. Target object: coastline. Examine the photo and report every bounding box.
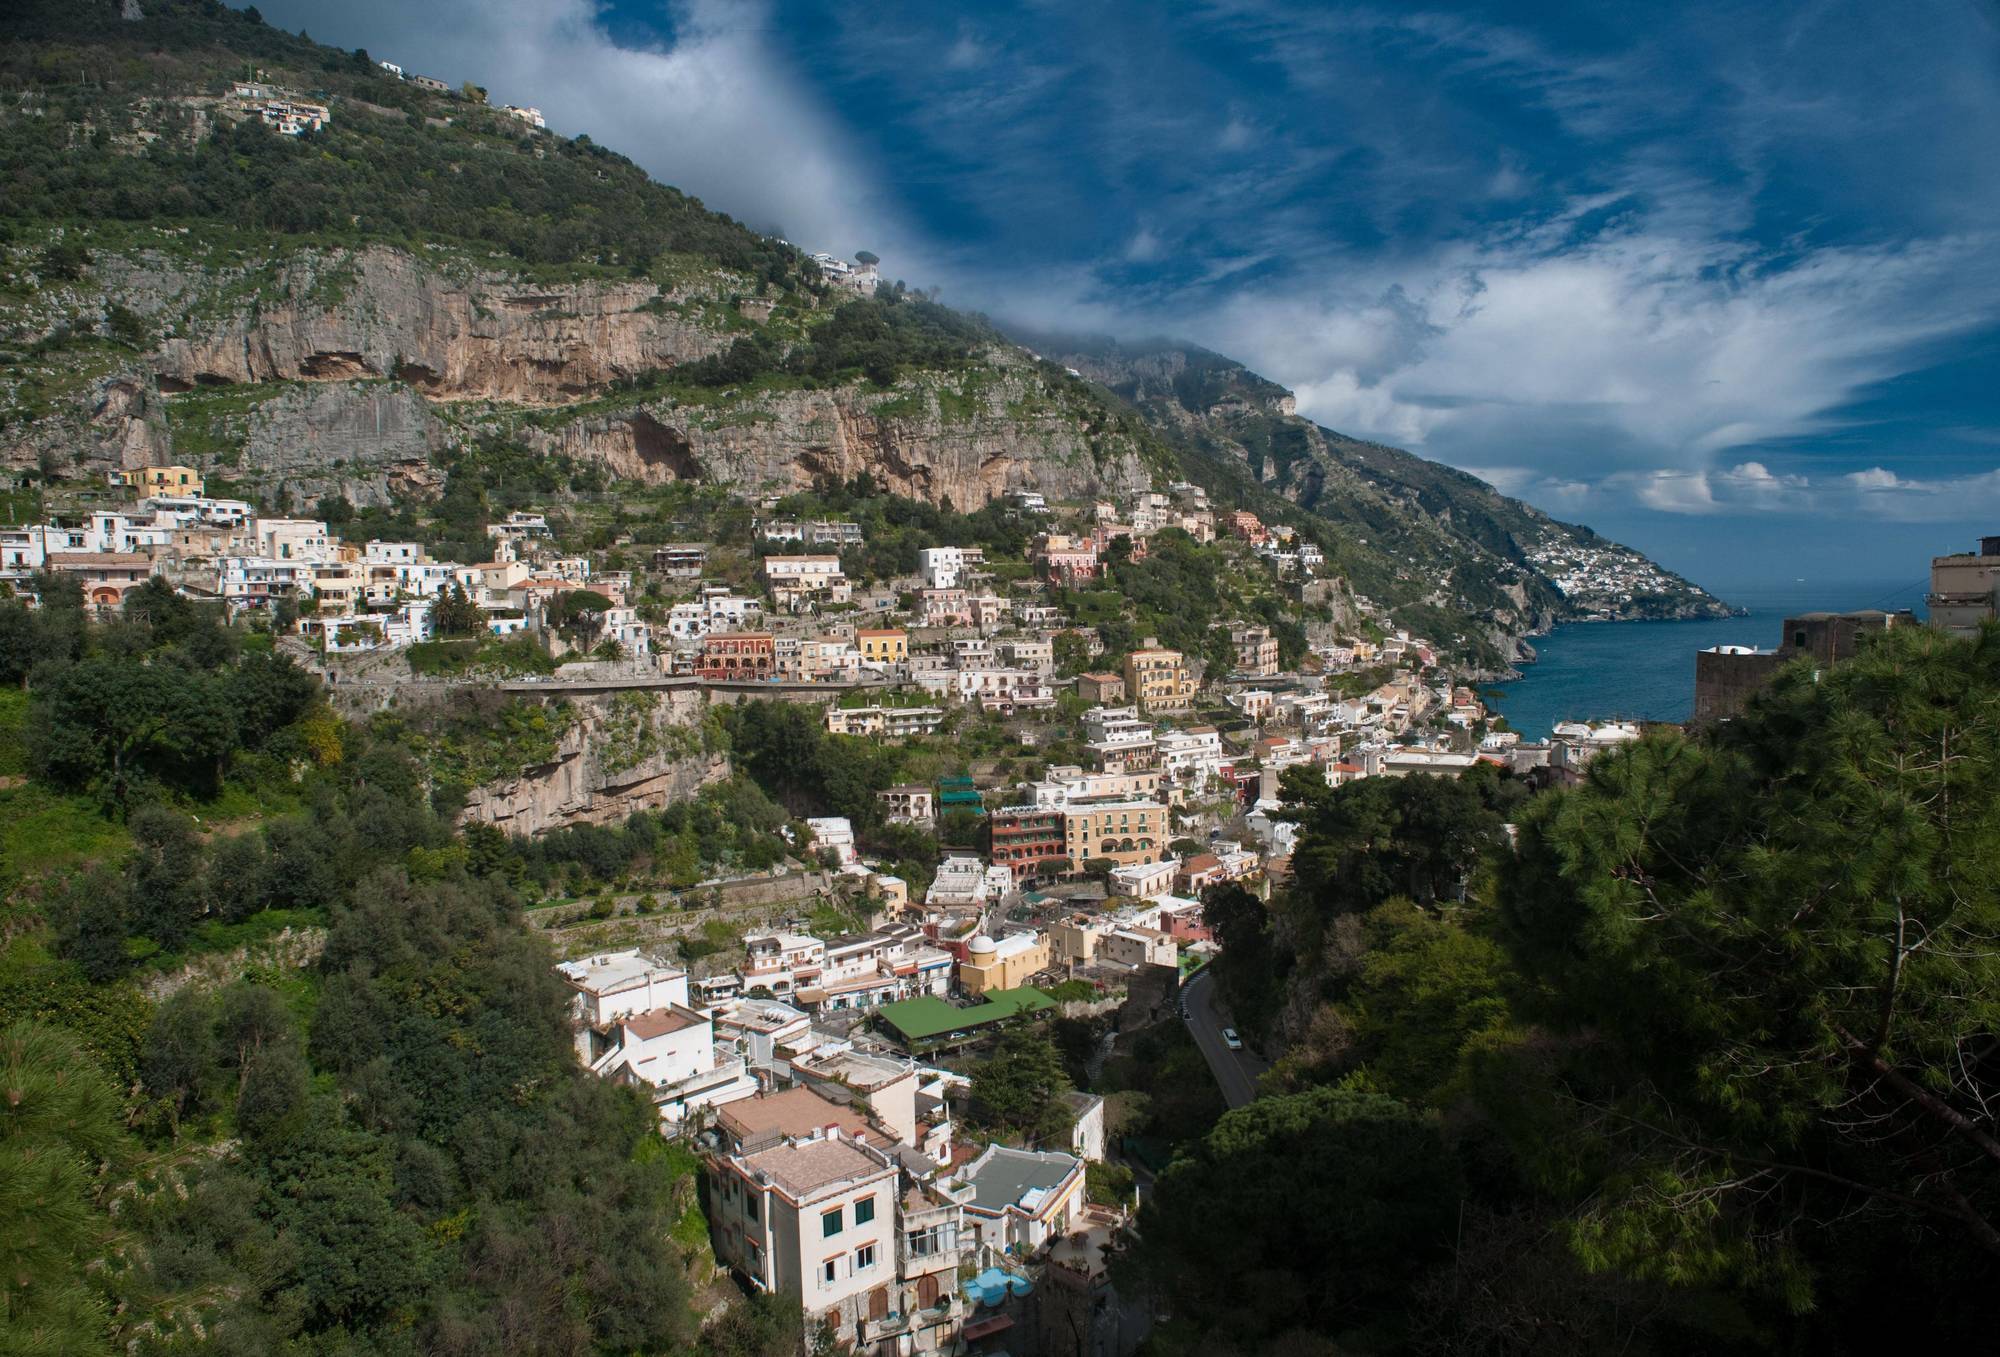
[1487,581,1919,738]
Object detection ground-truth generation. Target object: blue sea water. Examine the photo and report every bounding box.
[1487,578,1930,740]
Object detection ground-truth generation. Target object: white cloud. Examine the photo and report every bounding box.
[1846,466,1908,490]
[1183,221,2000,517]
[1124,228,1165,263]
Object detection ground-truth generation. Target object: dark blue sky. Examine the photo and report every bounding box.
[259,0,2000,595]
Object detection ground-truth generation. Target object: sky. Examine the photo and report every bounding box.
[251,0,2000,597]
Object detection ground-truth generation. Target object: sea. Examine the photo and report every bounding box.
[1486,578,1931,740]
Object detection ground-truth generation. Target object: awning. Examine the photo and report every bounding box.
[961,1315,1015,1341]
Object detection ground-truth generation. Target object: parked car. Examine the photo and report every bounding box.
[1221,1027,1243,1051]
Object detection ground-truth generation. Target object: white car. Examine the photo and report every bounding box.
[1221,1027,1243,1051]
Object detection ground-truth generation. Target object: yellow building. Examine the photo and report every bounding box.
[1123,643,1194,714]
[121,464,204,497]
[1063,800,1168,867]
[958,932,1051,995]
[855,627,908,667]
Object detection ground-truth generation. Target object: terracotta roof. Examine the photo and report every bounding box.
[1182,853,1221,873]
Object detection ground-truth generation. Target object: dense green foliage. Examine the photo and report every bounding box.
[967,1027,1076,1146]
[2,578,322,814]
[678,293,997,389]
[1142,1088,1459,1352]
[0,1,802,278]
[1143,627,2000,1353]
[0,594,811,1356]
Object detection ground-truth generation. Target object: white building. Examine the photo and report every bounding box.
[917,546,981,590]
[805,816,857,866]
[940,1145,1086,1254]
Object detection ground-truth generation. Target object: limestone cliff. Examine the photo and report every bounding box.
[4,238,1152,511]
[456,689,729,836]
[142,245,737,402]
[521,355,1151,506]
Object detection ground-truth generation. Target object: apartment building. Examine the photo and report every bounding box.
[709,1131,900,1335]
[988,806,1069,878]
[917,545,982,589]
[878,785,936,824]
[1063,800,1168,868]
[763,555,851,610]
[699,632,776,681]
[1033,533,1100,584]
[919,587,972,628]
[554,950,691,1060]
[741,933,826,996]
[824,705,946,738]
[942,1145,1085,1254]
[995,636,1054,673]
[1026,765,1164,808]
[1082,706,1158,773]
[708,1126,966,1353]
[1230,624,1280,676]
[1076,671,1125,703]
[653,543,708,577]
[119,464,204,497]
[1157,726,1226,785]
[1124,643,1195,714]
[855,627,908,668]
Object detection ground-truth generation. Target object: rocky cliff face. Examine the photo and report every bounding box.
[235,380,444,506]
[4,239,1153,512]
[144,245,736,402]
[456,689,729,836]
[522,356,1152,506]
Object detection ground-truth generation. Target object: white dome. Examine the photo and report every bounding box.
[968,934,997,954]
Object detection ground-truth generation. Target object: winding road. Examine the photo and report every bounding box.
[1180,967,1266,1108]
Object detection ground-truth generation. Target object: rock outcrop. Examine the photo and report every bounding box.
[525,358,1153,506]
[146,245,737,402]
[4,241,1154,513]
[238,380,445,506]
[457,689,728,835]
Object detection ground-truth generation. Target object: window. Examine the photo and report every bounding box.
[822,1207,844,1238]
[854,1195,875,1225]
[855,1243,877,1271]
[824,1258,839,1286]
[743,1192,758,1222]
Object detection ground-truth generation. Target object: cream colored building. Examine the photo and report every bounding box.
[1064,799,1168,868]
[958,931,1050,995]
[121,464,204,497]
[1124,643,1194,713]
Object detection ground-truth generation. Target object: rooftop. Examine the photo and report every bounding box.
[556,949,684,998]
[959,1144,1081,1216]
[807,1050,912,1092]
[621,1006,706,1040]
[718,1086,880,1148]
[876,988,1054,1042]
[742,1134,890,1199]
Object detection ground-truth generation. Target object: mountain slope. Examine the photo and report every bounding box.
[0,0,1725,672]
[1012,332,1731,637]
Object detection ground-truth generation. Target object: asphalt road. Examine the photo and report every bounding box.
[1180,967,1266,1108]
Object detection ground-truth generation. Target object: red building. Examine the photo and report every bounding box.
[698,632,775,681]
[987,806,1070,879]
